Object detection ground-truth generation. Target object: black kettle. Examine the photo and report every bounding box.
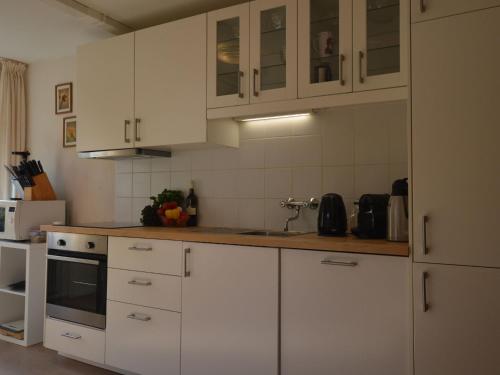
[317,193,347,236]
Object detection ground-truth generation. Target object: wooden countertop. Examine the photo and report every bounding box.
[40,225,409,257]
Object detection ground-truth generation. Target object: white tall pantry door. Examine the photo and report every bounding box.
[411,7,500,267]
[76,34,135,152]
[181,243,279,375]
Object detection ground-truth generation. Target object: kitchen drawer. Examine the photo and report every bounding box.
[109,237,183,275]
[108,268,181,311]
[106,300,181,375]
[44,318,105,364]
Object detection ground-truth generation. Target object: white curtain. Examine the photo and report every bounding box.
[0,60,27,199]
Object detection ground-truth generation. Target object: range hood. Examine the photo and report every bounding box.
[78,148,171,160]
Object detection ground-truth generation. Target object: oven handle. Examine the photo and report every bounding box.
[47,254,99,266]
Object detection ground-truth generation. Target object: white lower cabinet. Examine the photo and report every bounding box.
[281,249,411,375]
[106,300,181,375]
[44,318,105,364]
[413,263,500,375]
[181,242,279,375]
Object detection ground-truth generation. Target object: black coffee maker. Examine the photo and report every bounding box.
[317,193,347,236]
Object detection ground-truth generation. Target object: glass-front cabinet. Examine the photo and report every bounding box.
[250,0,297,103]
[353,0,408,91]
[298,0,352,98]
[208,3,250,108]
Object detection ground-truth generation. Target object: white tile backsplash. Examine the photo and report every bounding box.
[113,102,408,229]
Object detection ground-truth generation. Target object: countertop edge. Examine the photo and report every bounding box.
[40,225,410,257]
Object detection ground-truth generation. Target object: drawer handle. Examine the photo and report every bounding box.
[128,279,152,286]
[321,259,358,267]
[184,248,191,277]
[422,271,429,312]
[128,246,153,252]
[61,332,82,340]
[127,313,151,322]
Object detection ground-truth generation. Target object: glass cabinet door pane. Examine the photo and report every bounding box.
[366,0,400,76]
[309,0,340,84]
[260,6,286,91]
[217,17,240,96]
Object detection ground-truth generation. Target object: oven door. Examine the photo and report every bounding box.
[46,249,107,329]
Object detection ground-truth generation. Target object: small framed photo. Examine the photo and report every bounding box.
[63,116,77,147]
[55,82,72,114]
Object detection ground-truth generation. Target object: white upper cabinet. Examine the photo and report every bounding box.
[411,0,500,23]
[298,0,353,98]
[135,14,208,147]
[77,33,134,152]
[282,249,411,375]
[353,0,409,91]
[412,8,500,267]
[181,242,279,375]
[250,0,298,103]
[207,3,250,108]
[413,263,500,375]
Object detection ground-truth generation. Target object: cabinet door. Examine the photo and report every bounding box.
[181,243,278,375]
[135,14,207,147]
[208,3,250,108]
[298,0,352,98]
[282,249,411,375]
[411,0,500,23]
[413,263,500,375]
[250,0,297,103]
[353,0,408,91]
[106,301,181,375]
[77,33,134,152]
[412,8,500,267]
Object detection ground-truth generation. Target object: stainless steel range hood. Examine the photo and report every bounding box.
[78,148,171,160]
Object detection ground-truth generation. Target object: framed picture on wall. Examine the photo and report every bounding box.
[55,82,72,114]
[63,116,77,147]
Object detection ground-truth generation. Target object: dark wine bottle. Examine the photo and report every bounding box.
[186,181,198,227]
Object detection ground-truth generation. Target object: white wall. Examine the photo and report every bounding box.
[115,101,408,231]
[27,56,115,224]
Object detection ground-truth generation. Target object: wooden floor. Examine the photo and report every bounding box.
[0,341,116,375]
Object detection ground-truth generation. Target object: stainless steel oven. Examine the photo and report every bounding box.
[46,233,107,329]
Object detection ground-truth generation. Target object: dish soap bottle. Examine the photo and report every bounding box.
[186,180,198,227]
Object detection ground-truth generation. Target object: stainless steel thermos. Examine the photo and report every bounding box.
[387,178,409,242]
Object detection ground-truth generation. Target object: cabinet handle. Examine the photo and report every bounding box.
[339,54,345,86]
[184,248,191,277]
[358,51,365,84]
[124,120,131,143]
[61,332,82,340]
[422,271,429,312]
[420,0,426,13]
[127,313,151,322]
[253,68,259,97]
[128,246,153,252]
[321,259,358,267]
[238,70,244,98]
[422,215,429,255]
[135,118,141,142]
[128,279,152,286]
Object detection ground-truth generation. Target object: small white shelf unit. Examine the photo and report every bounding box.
[0,240,46,347]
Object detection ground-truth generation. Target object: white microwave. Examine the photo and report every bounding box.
[0,200,66,241]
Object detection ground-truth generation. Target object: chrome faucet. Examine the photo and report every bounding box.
[280,197,319,232]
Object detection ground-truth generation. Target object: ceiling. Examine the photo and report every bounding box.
[0,0,112,63]
[77,0,248,29]
[0,0,249,63]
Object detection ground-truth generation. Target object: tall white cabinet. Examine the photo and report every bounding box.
[411,0,500,22]
[77,34,135,152]
[181,242,279,375]
[411,6,500,374]
[412,7,500,268]
[282,249,411,375]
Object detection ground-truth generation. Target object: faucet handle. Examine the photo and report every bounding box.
[308,197,319,209]
[280,197,295,208]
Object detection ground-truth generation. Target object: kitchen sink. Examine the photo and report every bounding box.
[238,230,305,237]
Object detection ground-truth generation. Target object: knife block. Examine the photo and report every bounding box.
[23,173,56,201]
